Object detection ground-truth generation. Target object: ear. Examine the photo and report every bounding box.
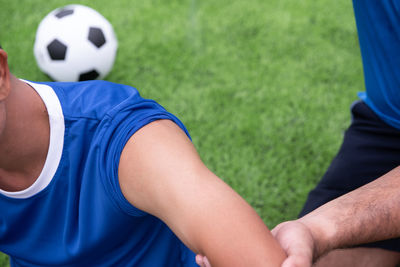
[0,49,11,101]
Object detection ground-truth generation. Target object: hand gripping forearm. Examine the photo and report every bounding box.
[272,166,400,267]
[301,166,400,258]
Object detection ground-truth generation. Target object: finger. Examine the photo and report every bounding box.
[195,255,204,267]
[281,255,312,267]
[203,256,211,267]
[271,225,281,236]
[271,222,288,236]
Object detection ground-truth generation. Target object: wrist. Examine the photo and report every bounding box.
[299,213,338,260]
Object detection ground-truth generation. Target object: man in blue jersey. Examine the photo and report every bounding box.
[271,1,400,266]
[0,45,286,266]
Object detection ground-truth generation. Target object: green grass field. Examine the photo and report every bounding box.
[0,0,362,265]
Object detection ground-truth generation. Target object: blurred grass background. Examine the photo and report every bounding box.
[0,0,362,265]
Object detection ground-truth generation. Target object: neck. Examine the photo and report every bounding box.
[0,77,50,191]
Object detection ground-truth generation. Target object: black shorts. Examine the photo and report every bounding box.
[299,101,400,252]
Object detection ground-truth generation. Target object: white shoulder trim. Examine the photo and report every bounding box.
[0,81,65,199]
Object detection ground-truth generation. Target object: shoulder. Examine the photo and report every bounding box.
[37,80,144,119]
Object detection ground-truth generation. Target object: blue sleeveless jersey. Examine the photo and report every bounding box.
[0,80,197,266]
[354,0,400,129]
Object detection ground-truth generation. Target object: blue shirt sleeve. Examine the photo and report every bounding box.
[96,95,191,217]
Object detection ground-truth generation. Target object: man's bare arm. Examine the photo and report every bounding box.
[272,166,400,267]
[118,120,286,267]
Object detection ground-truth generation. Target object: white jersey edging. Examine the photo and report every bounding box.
[0,80,65,199]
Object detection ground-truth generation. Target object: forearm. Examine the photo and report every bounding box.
[299,166,400,258]
[152,165,286,267]
[184,172,286,267]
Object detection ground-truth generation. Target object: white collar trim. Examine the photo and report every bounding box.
[0,81,65,199]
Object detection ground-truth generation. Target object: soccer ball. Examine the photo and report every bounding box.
[34,4,118,82]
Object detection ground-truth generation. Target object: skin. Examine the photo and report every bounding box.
[271,166,400,267]
[0,49,50,192]
[0,48,286,266]
[119,120,286,266]
[313,248,400,267]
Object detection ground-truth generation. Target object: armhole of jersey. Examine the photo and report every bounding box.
[101,102,191,217]
[0,81,65,199]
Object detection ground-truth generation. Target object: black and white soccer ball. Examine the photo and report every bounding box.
[34,4,118,82]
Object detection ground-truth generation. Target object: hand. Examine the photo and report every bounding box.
[196,254,212,267]
[196,220,315,267]
[271,220,315,267]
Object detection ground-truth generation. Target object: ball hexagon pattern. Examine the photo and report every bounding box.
[34,4,118,82]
